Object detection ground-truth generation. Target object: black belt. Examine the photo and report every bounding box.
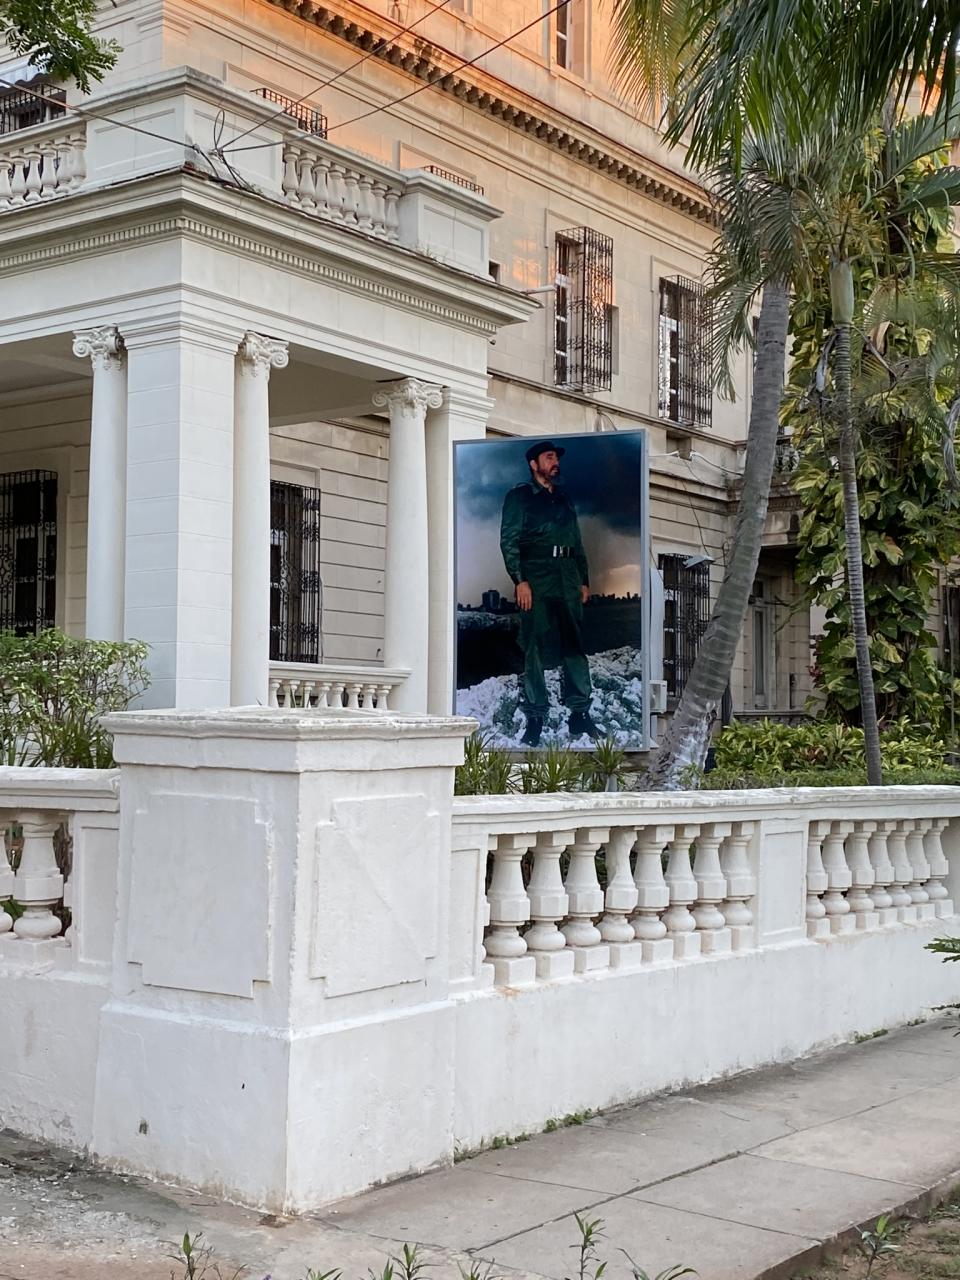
[525,546,575,560]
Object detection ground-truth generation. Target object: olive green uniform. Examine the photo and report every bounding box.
[499,480,592,717]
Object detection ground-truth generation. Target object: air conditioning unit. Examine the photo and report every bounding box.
[649,680,668,714]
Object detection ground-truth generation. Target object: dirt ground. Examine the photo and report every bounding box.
[797,1203,960,1280]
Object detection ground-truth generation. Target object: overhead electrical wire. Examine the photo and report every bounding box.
[224,0,458,152]
[219,0,571,154]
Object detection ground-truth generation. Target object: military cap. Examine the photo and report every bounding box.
[525,440,566,463]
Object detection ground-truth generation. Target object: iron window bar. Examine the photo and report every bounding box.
[270,480,323,664]
[0,470,57,635]
[659,552,710,700]
[0,85,66,136]
[554,226,614,393]
[423,165,484,194]
[658,276,714,430]
[255,88,328,138]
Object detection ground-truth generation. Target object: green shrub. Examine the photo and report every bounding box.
[710,718,959,786]
[0,629,149,768]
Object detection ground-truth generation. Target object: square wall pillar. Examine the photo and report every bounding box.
[123,322,240,708]
[426,388,492,715]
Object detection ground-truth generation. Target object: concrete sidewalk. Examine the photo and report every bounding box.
[3,1021,960,1280]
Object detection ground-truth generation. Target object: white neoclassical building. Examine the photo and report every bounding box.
[0,67,534,712]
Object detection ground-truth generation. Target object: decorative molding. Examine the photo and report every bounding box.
[372,377,444,419]
[0,206,502,337]
[264,0,715,225]
[72,325,125,371]
[237,330,290,378]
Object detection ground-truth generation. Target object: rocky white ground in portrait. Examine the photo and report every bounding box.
[456,645,643,747]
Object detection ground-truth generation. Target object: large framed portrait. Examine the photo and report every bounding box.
[454,430,650,750]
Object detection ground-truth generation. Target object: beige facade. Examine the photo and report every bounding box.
[0,0,816,722]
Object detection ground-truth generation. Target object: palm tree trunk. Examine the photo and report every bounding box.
[834,320,885,786]
[642,278,790,790]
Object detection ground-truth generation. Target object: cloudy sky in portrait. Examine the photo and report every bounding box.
[455,432,646,604]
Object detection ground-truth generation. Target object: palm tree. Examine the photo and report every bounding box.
[613,0,960,788]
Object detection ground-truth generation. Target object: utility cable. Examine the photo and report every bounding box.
[220,0,570,154]
[224,0,457,152]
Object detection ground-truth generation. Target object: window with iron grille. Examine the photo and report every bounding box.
[658,276,714,429]
[554,227,614,392]
[0,470,57,635]
[270,481,322,663]
[659,553,710,699]
[0,85,66,135]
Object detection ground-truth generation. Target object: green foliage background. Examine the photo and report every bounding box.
[783,141,960,730]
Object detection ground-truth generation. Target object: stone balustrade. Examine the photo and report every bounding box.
[0,768,119,971]
[452,787,958,989]
[2,710,959,1215]
[268,662,409,711]
[281,140,403,242]
[0,70,496,276]
[0,118,87,210]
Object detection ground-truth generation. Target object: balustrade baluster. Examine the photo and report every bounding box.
[923,818,953,916]
[905,820,935,919]
[821,821,856,933]
[631,824,673,962]
[346,682,362,711]
[693,822,732,953]
[11,812,65,952]
[806,820,832,938]
[376,683,391,711]
[887,821,917,921]
[56,139,74,192]
[371,181,388,235]
[845,821,879,929]
[313,157,331,216]
[561,826,610,971]
[868,820,898,925]
[720,822,756,950]
[327,164,346,220]
[342,169,360,224]
[598,827,643,967]
[23,151,42,202]
[0,821,13,936]
[525,829,575,978]
[297,152,317,210]
[384,187,400,240]
[38,144,58,198]
[69,132,86,189]
[0,160,11,209]
[10,157,27,205]
[663,824,702,959]
[486,833,536,984]
[268,678,280,708]
[282,145,301,202]
[356,175,374,230]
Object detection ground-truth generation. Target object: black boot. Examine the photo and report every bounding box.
[569,710,600,740]
[522,714,544,747]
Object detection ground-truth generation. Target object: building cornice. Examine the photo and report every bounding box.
[261,0,716,226]
[0,168,535,337]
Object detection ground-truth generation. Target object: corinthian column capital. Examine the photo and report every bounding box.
[237,331,289,380]
[372,378,444,420]
[73,325,125,371]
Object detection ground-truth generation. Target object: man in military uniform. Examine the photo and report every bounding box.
[499,441,600,746]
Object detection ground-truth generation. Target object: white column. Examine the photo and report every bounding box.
[232,332,289,707]
[425,388,492,715]
[123,322,239,709]
[73,326,127,640]
[374,378,443,713]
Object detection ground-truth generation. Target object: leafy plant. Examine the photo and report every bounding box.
[0,629,149,768]
[454,733,514,796]
[169,1232,248,1280]
[581,738,630,792]
[522,745,585,794]
[567,1214,607,1280]
[857,1214,900,1276]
